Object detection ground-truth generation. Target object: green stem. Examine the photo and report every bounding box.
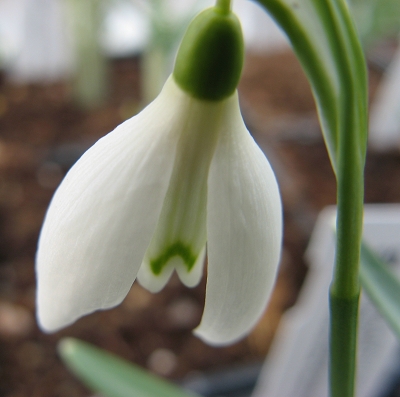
[252,1,367,396]
[329,294,359,397]
[320,2,365,396]
[215,0,231,14]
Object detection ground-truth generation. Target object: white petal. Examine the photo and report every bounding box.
[136,262,175,293]
[36,77,187,332]
[194,93,283,345]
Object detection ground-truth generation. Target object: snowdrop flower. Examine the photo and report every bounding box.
[36,3,282,345]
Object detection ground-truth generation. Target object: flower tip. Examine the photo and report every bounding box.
[36,314,63,334]
[36,303,77,334]
[193,325,243,347]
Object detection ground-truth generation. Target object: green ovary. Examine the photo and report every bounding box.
[150,242,197,275]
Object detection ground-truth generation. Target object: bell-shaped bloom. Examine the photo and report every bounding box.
[36,75,282,345]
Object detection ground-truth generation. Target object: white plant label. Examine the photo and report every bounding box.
[253,204,400,397]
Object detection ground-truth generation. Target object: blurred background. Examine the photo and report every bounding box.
[0,0,399,396]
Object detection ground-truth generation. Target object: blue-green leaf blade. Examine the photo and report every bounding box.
[58,338,200,397]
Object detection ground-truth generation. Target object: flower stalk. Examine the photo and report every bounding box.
[215,0,232,14]
[253,0,367,396]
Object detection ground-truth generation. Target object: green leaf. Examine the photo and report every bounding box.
[360,243,400,340]
[253,0,400,360]
[253,0,367,306]
[253,0,368,170]
[58,338,200,397]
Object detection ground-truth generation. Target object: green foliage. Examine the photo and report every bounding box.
[58,338,199,397]
[253,1,368,396]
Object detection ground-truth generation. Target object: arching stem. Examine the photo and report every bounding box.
[215,0,231,14]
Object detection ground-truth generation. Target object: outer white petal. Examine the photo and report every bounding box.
[194,93,283,345]
[36,77,187,332]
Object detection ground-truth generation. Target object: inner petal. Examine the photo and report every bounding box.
[137,91,230,292]
[150,241,198,275]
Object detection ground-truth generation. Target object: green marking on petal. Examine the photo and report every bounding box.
[150,242,197,275]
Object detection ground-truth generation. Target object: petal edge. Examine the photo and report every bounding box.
[195,95,283,345]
